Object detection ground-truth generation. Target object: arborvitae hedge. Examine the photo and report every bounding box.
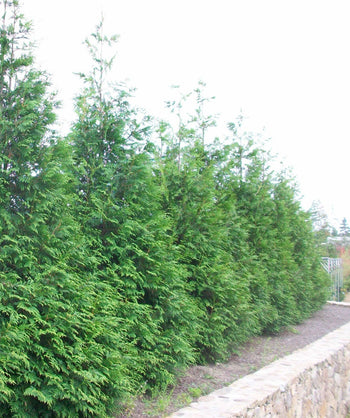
[0,3,329,415]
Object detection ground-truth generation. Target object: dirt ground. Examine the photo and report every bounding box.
[119,301,350,417]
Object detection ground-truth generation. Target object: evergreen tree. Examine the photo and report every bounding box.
[222,120,328,333]
[310,200,337,256]
[340,217,350,237]
[0,3,131,415]
[69,22,197,392]
[222,120,282,332]
[156,88,256,362]
[272,177,329,325]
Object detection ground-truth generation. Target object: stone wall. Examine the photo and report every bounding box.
[171,310,350,417]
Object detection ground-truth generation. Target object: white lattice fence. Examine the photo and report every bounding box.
[321,257,344,301]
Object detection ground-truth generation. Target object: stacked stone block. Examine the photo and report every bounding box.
[171,306,350,417]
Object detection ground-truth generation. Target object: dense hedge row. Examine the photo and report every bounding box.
[0,3,329,416]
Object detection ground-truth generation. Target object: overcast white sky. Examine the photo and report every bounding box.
[22,0,350,227]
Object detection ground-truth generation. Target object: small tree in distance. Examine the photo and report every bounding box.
[340,217,350,237]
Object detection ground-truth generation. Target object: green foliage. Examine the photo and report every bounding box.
[215,118,328,334]
[0,3,132,416]
[155,91,258,362]
[271,178,329,324]
[69,23,198,394]
[0,4,330,415]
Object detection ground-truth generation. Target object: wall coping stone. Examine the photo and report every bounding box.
[327,300,350,307]
[170,303,350,417]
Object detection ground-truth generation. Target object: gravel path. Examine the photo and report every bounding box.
[119,301,350,417]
